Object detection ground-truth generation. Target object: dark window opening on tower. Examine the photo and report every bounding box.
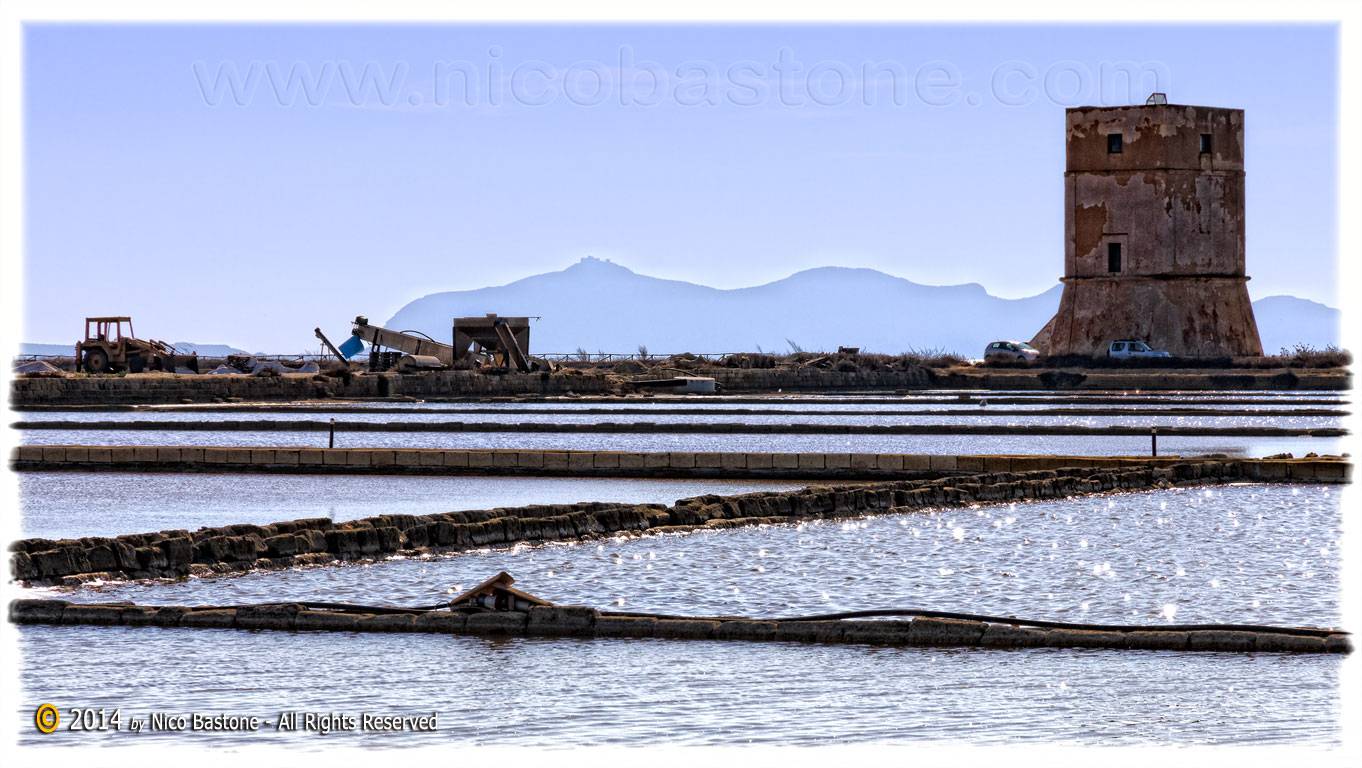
[1199,133,1212,154]
[1107,242,1122,273]
[1107,133,1123,153]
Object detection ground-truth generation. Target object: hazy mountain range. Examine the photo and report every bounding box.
[1249,296,1343,355]
[19,259,1340,356]
[386,257,1341,356]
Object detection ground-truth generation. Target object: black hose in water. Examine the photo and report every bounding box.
[221,600,1345,638]
[598,607,1346,638]
[222,600,449,615]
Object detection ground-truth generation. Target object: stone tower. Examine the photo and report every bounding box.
[1031,99,1263,357]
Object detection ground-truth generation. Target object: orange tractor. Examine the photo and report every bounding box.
[75,317,198,374]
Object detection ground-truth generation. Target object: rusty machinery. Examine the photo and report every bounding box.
[75,316,198,374]
[452,313,532,372]
[344,314,535,373]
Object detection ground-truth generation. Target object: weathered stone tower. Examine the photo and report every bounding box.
[1031,98,1263,357]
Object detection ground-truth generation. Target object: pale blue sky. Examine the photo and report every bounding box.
[24,23,1338,351]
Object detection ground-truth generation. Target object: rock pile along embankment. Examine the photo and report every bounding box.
[9,460,1307,586]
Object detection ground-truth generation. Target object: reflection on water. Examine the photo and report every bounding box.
[14,428,1343,459]
[17,484,1342,748]
[56,484,1340,628]
[17,626,1341,748]
[11,392,1347,747]
[11,411,1343,428]
[18,473,800,540]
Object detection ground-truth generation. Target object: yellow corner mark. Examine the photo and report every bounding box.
[34,704,60,734]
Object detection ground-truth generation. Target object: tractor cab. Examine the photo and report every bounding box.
[85,317,134,344]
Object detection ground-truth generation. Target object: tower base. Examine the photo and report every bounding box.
[1031,276,1263,358]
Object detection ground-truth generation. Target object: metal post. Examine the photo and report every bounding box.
[329,418,336,449]
[1151,427,1158,457]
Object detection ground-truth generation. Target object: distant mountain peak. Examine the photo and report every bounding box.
[565,255,634,275]
[1254,294,1332,310]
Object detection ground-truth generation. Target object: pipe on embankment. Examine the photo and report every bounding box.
[7,459,1346,586]
[9,446,1353,482]
[8,600,1349,654]
[11,418,1348,438]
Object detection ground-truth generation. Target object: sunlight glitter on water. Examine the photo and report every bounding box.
[14,480,1346,747]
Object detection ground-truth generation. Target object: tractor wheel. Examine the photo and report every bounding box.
[83,349,110,374]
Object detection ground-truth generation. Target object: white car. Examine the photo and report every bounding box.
[984,340,1040,362]
[1107,339,1171,359]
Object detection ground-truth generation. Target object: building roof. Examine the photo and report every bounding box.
[448,571,553,608]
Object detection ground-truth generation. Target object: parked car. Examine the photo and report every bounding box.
[984,340,1040,362]
[1107,339,1171,359]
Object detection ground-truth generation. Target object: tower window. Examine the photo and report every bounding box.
[1199,133,1212,154]
[1107,242,1122,273]
[1107,133,1123,154]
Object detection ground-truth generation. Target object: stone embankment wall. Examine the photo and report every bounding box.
[705,368,930,390]
[9,600,1349,654]
[10,364,1346,406]
[10,368,935,407]
[11,445,1351,483]
[9,371,616,406]
[927,367,1348,391]
[8,368,932,406]
[9,460,1336,586]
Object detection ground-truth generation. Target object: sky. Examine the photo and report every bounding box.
[22,23,1339,351]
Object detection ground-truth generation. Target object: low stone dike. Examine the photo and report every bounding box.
[8,460,1338,586]
[928,367,1349,392]
[10,445,1352,484]
[705,367,930,390]
[11,364,1347,407]
[16,418,1346,439]
[9,370,616,406]
[11,368,930,406]
[12,373,350,406]
[9,600,1348,654]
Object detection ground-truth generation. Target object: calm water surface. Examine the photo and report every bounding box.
[17,473,801,539]
[17,628,1340,748]
[10,411,1341,428]
[15,428,1342,458]
[16,484,1342,747]
[46,484,1339,627]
